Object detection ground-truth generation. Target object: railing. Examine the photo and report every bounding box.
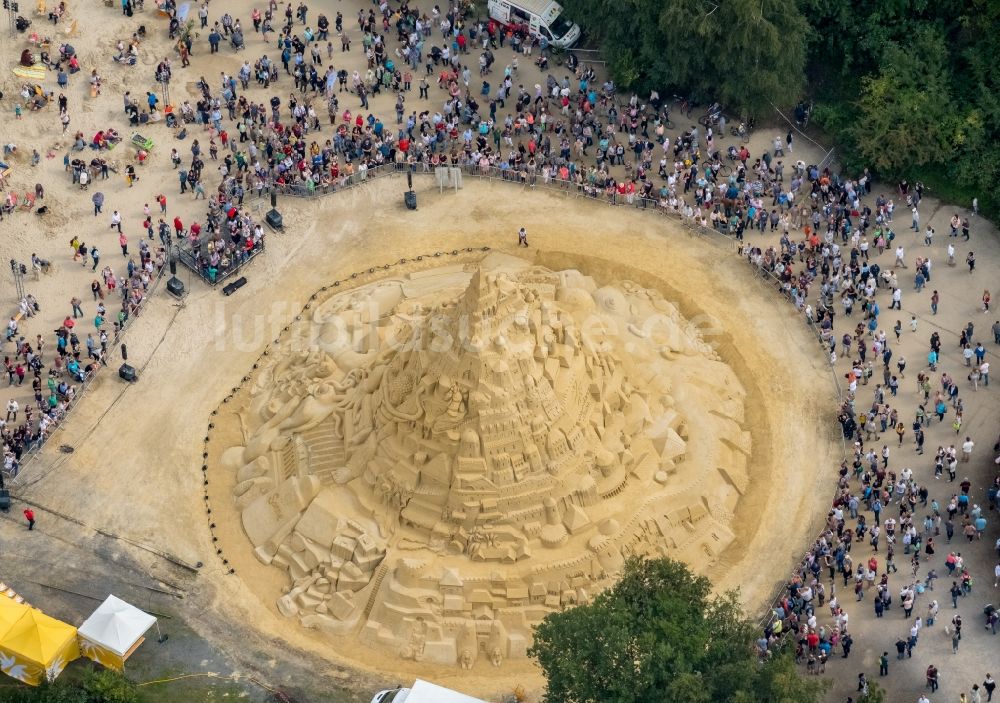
[2,266,168,488]
[176,239,266,287]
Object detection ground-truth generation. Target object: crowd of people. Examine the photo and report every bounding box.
[740,164,1000,700]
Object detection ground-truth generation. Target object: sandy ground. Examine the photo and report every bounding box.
[0,0,998,701]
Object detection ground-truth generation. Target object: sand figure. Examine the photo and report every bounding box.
[222,255,751,668]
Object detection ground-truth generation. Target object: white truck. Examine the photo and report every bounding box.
[487,0,581,49]
[370,679,490,703]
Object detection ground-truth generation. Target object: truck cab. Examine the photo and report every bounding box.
[487,0,581,49]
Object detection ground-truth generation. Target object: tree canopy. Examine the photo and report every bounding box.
[3,669,141,703]
[559,0,807,118]
[527,558,827,703]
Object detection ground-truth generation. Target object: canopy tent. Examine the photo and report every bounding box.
[0,598,28,637]
[77,596,156,671]
[0,601,79,686]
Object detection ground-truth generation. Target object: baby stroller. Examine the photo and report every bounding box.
[230,29,245,50]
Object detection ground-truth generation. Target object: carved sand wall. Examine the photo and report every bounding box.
[218,252,750,668]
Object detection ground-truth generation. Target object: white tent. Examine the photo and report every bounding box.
[77,596,157,671]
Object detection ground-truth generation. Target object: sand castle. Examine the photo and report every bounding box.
[219,253,751,668]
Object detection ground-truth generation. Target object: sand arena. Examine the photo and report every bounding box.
[202,180,841,683]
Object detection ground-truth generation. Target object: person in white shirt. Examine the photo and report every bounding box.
[962,437,975,461]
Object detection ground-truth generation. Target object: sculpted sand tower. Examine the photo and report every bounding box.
[219,253,751,668]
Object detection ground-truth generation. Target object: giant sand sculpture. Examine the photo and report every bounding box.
[219,253,751,669]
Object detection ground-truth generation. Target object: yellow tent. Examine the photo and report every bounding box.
[0,601,80,686]
[0,598,28,637]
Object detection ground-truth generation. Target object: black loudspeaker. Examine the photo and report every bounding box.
[223,276,247,296]
[265,209,283,230]
[404,191,417,210]
[119,363,137,382]
[121,344,128,361]
[0,489,10,512]
[166,276,185,297]
[270,189,277,208]
[169,259,177,275]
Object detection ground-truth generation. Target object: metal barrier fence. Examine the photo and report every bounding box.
[176,239,266,287]
[3,267,167,488]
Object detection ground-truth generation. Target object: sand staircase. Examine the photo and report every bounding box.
[300,418,346,484]
[362,563,390,618]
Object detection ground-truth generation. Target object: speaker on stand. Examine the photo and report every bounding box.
[266,187,283,231]
[118,344,138,382]
[404,171,417,210]
[166,249,185,298]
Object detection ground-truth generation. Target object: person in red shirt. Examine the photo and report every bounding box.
[173,216,183,237]
[23,508,35,530]
[806,630,819,653]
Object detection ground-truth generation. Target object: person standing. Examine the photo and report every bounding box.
[984,674,996,702]
[23,507,35,530]
[879,652,889,676]
[517,227,528,247]
[927,664,939,691]
[962,436,975,462]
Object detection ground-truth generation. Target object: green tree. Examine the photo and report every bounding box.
[81,669,140,703]
[3,681,86,703]
[861,681,887,703]
[2,670,139,703]
[559,0,808,116]
[528,558,827,703]
[851,26,955,174]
